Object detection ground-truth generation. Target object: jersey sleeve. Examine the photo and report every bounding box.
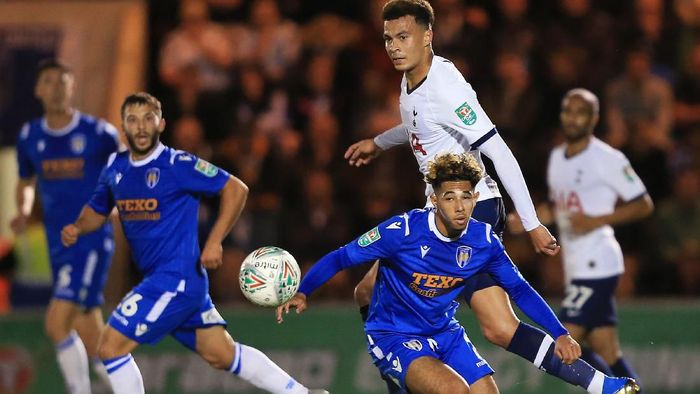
[87,165,115,215]
[173,153,231,196]
[599,150,647,202]
[97,120,122,156]
[432,65,496,147]
[16,123,35,179]
[484,235,568,338]
[343,214,408,265]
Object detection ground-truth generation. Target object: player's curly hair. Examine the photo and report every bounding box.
[120,92,163,119]
[424,153,483,190]
[383,0,435,29]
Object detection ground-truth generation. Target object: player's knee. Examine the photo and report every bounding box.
[481,321,517,348]
[97,340,119,361]
[353,280,373,306]
[200,347,233,370]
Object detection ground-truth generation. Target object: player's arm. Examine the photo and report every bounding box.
[344,124,407,167]
[570,193,653,234]
[200,176,248,269]
[478,134,559,256]
[486,243,580,363]
[61,206,109,247]
[570,154,654,234]
[276,248,365,323]
[63,163,116,246]
[10,177,36,234]
[278,219,403,322]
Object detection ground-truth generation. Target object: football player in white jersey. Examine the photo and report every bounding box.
[340,1,644,393]
[547,88,653,390]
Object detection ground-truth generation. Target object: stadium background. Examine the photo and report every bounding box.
[0,0,698,392]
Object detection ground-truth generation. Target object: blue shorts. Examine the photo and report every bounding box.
[51,234,113,309]
[459,197,506,304]
[559,275,620,329]
[366,325,493,390]
[108,273,226,351]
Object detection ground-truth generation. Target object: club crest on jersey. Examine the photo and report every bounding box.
[456,245,472,268]
[37,140,46,152]
[145,168,160,189]
[358,227,381,247]
[71,134,86,154]
[455,102,477,126]
[195,158,218,177]
[622,165,637,182]
[403,339,423,351]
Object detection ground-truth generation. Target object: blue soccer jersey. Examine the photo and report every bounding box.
[300,208,567,338]
[16,111,119,257]
[87,143,231,345]
[16,111,119,307]
[88,143,230,284]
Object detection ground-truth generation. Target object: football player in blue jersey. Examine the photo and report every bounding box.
[11,59,120,393]
[61,92,328,394]
[279,153,639,394]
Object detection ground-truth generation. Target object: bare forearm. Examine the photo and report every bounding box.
[206,177,248,244]
[599,194,654,226]
[15,178,35,216]
[74,205,109,235]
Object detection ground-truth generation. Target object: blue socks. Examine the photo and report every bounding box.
[507,322,599,389]
[611,357,641,389]
[582,348,614,375]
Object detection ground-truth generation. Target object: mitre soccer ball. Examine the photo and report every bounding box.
[239,246,301,307]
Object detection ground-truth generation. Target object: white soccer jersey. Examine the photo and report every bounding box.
[399,55,501,201]
[547,137,647,280]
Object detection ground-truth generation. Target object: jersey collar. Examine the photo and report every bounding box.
[41,110,80,136]
[428,209,468,242]
[129,143,165,167]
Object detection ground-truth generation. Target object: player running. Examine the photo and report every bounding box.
[279,153,639,394]
[12,59,120,393]
[547,88,652,391]
[61,92,327,394]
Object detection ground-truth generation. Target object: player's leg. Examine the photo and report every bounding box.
[46,298,91,394]
[588,326,640,385]
[193,324,314,393]
[564,322,613,375]
[74,308,111,385]
[98,324,143,394]
[354,260,379,319]
[355,262,407,394]
[404,357,469,394]
[468,375,499,394]
[74,241,114,386]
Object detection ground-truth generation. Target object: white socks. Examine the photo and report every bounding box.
[587,370,605,394]
[229,342,307,394]
[56,330,90,394]
[91,356,111,387]
[102,353,145,394]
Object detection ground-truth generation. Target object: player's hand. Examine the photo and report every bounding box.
[569,213,604,234]
[276,293,307,324]
[10,214,28,234]
[554,334,581,364]
[528,225,560,256]
[200,242,223,270]
[344,139,382,167]
[61,224,80,247]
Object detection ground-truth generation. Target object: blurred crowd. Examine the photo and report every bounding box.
[9,0,697,308]
[144,0,700,301]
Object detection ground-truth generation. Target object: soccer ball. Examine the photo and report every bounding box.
[239,246,301,307]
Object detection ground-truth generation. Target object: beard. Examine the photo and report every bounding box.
[126,132,159,156]
[563,126,590,143]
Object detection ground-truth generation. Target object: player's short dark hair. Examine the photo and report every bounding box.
[121,92,163,119]
[382,0,435,29]
[36,59,72,79]
[425,153,483,190]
